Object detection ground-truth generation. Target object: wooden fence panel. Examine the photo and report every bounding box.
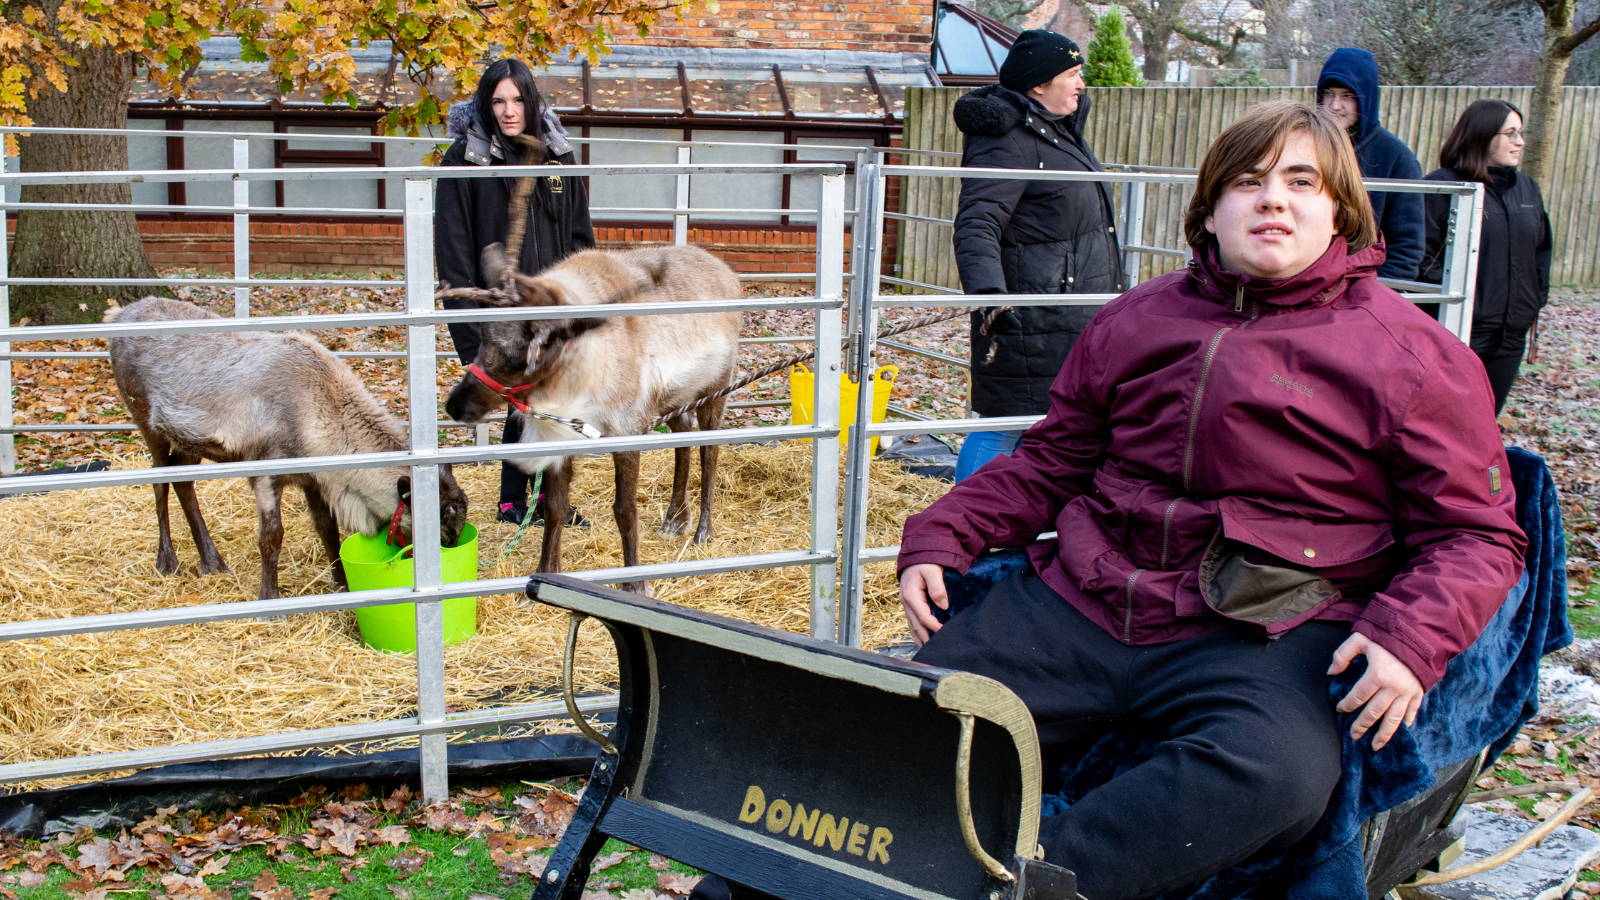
[899,85,1600,289]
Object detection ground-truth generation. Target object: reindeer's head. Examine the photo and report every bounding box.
[444,243,609,425]
[395,464,469,548]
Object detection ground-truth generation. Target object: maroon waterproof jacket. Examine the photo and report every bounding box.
[899,238,1526,688]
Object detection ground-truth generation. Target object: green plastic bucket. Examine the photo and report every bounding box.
[340,522,479,653]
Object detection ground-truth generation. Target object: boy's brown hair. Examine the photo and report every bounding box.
[1183,99,1377,253]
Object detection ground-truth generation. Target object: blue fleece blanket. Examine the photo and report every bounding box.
[941,447,1571,899]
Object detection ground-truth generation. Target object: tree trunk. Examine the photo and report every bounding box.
[1524,23,1571,191]
[1255,0,1293,67]
[1139,19,1173,82]
[1523,0,1600,191]
[1048,0,1094,47]
[5,0,163,327]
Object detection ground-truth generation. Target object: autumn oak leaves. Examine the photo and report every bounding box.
[1,0,697,136]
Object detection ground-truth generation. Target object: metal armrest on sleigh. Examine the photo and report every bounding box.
[524,573,1083,900]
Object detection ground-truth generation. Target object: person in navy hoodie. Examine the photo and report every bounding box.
[1316,48,1425,281]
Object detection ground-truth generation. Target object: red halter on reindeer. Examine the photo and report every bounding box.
[443,242,742,596]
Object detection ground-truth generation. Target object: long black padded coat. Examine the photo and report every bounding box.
[951,84,1123,417]
[435,99,596,366]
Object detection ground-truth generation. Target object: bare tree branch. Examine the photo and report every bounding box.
[1555,11,1600,53]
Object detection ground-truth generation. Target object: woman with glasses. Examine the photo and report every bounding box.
[1420,99,1552,414]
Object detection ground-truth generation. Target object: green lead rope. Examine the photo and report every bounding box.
[501,470,545,559]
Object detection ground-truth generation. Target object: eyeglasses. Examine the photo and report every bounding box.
[1496,128,1525,141]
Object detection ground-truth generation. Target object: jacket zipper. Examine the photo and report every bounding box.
[1158,498,1180,569]
[1182,328,1230,492]
[1181,293,1261,493]
[1124,568,1145,644]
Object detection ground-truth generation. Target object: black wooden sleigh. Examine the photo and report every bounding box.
[521,574,1498,900]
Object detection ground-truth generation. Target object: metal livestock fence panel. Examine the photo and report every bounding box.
[0,157,852,802]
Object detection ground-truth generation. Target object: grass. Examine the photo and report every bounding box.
[1,778,703,900]
[1571,580,1600,640]
[1490,766,1542,815]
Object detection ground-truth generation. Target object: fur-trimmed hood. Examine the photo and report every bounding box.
[952,83,1091,142]
[446,98,574,165]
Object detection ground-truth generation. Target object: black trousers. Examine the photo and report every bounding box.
[1470,323,1528,415]
[915,567,1346,900]
[1479,352,1522,415]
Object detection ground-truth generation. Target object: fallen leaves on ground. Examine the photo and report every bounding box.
[0,780,600,894]
[657,872,703,896]
[514,787,579,840]
[249,870,292,900]
[487,831,552,884]
[1499,288,1600,595]
[590,850,631,872]
[385,848,431,879]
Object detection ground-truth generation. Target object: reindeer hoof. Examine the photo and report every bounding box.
[621,580,654,598]
[198,557,230,576]
[156,551,180,577]
[658,516,691,538]
[693,525,715,545]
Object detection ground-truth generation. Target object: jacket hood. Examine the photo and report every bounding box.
[952,83,1090,141]
[1317,48,1381,143]
[446,99,573,165]
[1188,236,1387,310]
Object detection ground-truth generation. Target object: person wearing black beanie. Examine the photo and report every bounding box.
[999,29,1085,94]
[948,30,1122,483]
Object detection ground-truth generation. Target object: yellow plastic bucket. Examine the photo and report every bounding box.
[789,364,898,455]
[340,522,480,654]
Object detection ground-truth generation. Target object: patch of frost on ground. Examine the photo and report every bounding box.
[1539,662,1600,723]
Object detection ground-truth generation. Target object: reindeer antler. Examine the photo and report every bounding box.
[500,134,549,283]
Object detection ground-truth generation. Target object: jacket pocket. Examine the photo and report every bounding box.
[1080,548,1199,641]
[1001,241,1069,295]
[1088,467,1138,547]
[1089,467,1220,571]
[1197,498,1399,633]
[1218,496,1395,568]
[1198,533,1340,629]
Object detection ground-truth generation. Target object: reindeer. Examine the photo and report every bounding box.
[107,298,469,600]
[443,244,741,594]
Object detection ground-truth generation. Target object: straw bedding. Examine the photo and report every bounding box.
[0,440,946,789]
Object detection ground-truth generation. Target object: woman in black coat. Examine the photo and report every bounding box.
[949,31,1123,481]
[1420,98,1552,414]
[436,58,595,525]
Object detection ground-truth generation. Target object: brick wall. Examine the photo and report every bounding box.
[592,226,853,278]
[137,221,407,274]
[614,0,932,53]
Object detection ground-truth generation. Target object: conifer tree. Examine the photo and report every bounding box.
[1085,8,1145,87]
